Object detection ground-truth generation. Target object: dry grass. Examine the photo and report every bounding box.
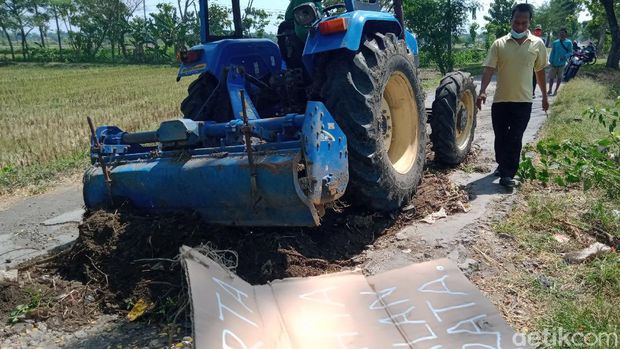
[0,63,191,195]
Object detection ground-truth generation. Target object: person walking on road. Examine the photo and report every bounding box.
[477,3,549,188]
[547,28,573,96]
[532,25,544,97]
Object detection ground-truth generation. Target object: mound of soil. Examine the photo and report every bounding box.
[1,171,469,329]
[62,205,383,291]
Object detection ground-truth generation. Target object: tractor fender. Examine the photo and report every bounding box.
[302,10,419,73]
[177,39,282,80]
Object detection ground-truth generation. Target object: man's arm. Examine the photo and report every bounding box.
[535,69,549,111]
[534,40,550,112]
[476,67,495,110]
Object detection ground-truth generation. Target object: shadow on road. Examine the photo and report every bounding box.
[465,173,515,199]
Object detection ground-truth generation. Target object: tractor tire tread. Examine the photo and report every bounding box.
[430,71,477,166]
[321,32,427,211]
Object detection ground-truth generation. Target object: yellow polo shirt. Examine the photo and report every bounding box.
[483,33,548,103]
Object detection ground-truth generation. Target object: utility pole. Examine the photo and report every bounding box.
[143,0,147,21]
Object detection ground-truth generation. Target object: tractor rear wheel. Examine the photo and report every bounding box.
[321,33,427,211]
[430,71,477,166]
[181,73,231,122]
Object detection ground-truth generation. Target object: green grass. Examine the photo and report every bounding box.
[457,63,484,77]
[419,68,442,92]
[0,63,191,195]
[419,64,485,93]
[543,76,618,143]
[494,64,620,341]
[0,150,88,195]
[540,297,619,340]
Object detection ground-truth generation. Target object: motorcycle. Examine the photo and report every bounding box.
[563,46,597,82]
[563,54,584,82]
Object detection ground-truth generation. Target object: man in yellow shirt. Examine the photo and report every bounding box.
[477,3,549,188]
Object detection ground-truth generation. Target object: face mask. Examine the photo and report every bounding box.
[511,29,528,39]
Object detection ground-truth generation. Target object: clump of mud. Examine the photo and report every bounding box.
[412,172,471,218]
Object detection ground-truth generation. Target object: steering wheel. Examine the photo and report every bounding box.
[323,3,346,16]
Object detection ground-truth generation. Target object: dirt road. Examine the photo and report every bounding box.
[0,79,553,348]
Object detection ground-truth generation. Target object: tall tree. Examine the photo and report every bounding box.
[111,0,142,59]
[469,22,479,44]
[55,0,74,49]
[29,0,49,47]
[6,0,33,58]
[49,0,70,54]
[128,17,161,62]
[149,3,180,55]
[208,2,231,36]
[404,0,479,74]
[582,0,609,51]
[71,0,131,57]
[534,0,580,39]
[0,2,16,59]
[484,0,515,39]
[176,0,194,22]
[601,0,619,68]
[242,7,270,37]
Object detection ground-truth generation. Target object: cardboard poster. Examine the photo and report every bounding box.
[181,246,529,349]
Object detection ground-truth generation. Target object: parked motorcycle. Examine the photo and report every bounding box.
[563,44,597,82]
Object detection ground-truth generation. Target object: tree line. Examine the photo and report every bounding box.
[0,0,618,69]
[405,0,619,72]
[0,0,272,63]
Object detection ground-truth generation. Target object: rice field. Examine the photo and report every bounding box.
[0,63,192,194]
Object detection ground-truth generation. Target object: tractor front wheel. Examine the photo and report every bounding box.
[321,33,427,211]
[430,71,477,166]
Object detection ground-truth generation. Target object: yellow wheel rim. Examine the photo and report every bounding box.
[381,72,419,174]
[455,90,474,150]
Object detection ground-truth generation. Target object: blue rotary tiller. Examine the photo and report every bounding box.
[84,89,348,226]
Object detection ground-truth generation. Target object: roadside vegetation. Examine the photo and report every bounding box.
[495,63,620,342]
[0,63,190,196]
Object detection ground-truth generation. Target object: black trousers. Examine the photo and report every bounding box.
[491,102,533,178]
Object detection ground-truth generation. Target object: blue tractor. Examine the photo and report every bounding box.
[83,0,477,227]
